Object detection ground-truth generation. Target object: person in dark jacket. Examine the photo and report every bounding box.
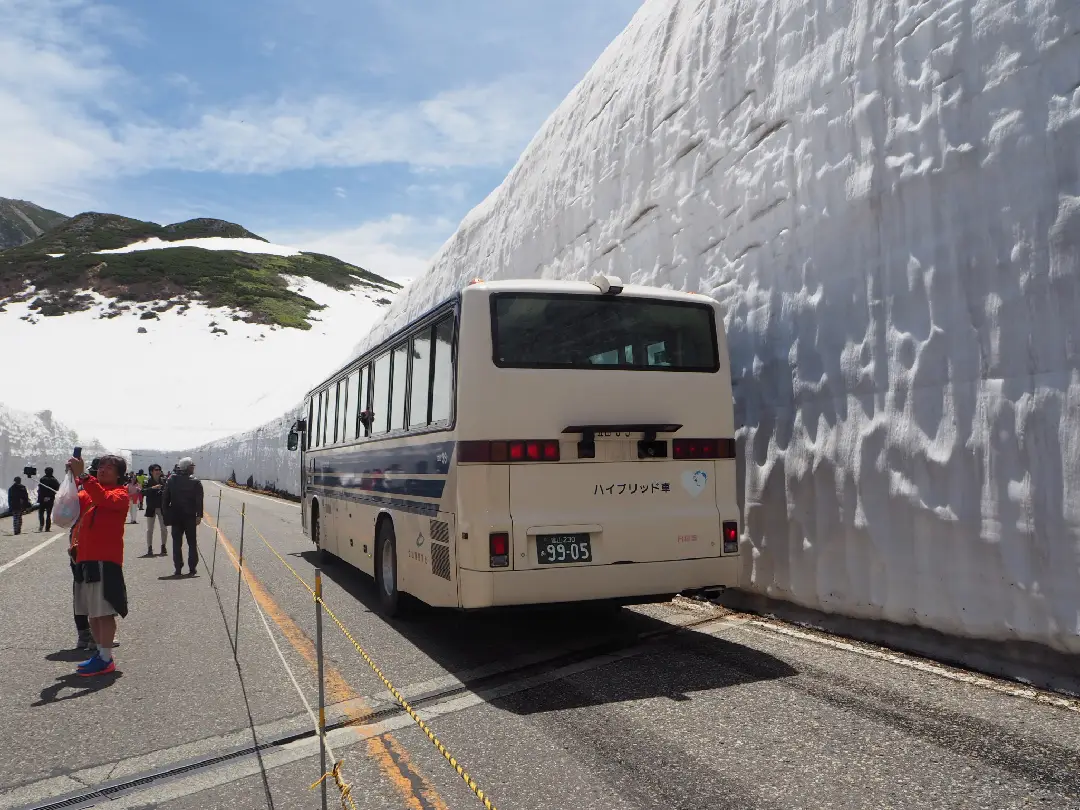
[162,457,203,577]
[37,467,60,532]
[142,464,168,556]
[7,477,29,535]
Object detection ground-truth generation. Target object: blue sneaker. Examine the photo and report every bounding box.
[77,656,115,677]
[77,652,101,671]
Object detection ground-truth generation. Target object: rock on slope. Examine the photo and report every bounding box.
[0,404,109,514]
[0,198,68,249]
[166,0,1080,652]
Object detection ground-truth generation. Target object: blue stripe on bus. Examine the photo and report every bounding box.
[312,474,446,499]
[314,440,456,476]
[308,486,439,518]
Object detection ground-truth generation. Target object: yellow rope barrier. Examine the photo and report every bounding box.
[213,499,499,809]
[311,758,356,810]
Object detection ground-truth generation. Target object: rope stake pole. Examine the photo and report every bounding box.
[316,568,328,810]
[211,489,222,586]
[233,502,246,657]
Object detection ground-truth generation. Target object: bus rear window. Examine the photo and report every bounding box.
[491,293,719,371]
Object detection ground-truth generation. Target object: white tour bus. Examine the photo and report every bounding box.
[287,276,740,616]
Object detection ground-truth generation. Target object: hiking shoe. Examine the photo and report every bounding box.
[78,656,115,677]
[76,637,92,650]
[160,545,167,555]
[187,569,197,577]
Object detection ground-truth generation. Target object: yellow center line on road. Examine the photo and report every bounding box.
[205,513,449,810]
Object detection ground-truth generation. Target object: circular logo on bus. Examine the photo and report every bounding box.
[682,470,708,497]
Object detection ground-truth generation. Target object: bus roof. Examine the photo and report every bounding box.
[464,278,711,303]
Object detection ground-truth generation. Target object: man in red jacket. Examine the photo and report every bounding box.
[69,454,130,676]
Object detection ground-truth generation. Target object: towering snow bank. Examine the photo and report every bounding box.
[185,0,1080,653]
[0,403,110,513]
[129,404,303,497]
[348,0,1080,652]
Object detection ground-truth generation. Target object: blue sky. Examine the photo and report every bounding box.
[0,0,644,279]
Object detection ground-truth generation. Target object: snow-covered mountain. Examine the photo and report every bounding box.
[183,0,1080,654]
[0,217,402,449]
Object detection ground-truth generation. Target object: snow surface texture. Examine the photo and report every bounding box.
[0,275,397,449]
[133,0,1080,652]
[0,403,110,515]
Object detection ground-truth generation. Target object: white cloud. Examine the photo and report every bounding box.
[0,0,559,201]
[268,214,453,283]
[123,75,556,175]
[0,0,131,201]
[165,72,200,95]
[405,181,470,205]
[333,186,347,199]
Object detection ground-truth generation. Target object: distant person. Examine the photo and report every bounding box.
[37,467,60,532]
[7,477,29,535]
[69,453,129,676]
[136,470,147,512]
[162,457,203,577]
[126,474,140,524]
[142,464,168,556]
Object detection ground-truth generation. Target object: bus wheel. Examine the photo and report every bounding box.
[311,504,327,561]
[375,520,400,616]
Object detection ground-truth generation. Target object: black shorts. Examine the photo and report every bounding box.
[72,561,128,619]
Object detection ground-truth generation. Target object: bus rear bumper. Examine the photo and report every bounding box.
[457,556,740,610]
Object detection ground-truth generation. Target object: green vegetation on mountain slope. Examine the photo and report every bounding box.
[0,211,400,329]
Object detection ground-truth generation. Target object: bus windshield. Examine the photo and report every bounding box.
[491,292,719,371]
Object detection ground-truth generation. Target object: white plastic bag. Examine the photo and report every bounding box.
[52,470,82,529]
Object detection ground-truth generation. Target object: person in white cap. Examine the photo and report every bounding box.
[161,457,204,577]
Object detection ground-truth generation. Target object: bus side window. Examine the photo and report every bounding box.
[341,371,357,442]
[314,390,325,448]
[327,382,339,445]
[371,354,391,435]
[409,328,432,429]
[307,397,315,450]
[390,343,409,432]
[358,364,372,437]
[430,316,455,424]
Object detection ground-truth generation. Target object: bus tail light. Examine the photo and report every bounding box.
[489,532,510,568]
[672,439,736,459]
[459,440,560,463]
[722,521,739,554]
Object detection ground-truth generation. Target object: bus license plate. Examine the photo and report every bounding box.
[537,534,592,565]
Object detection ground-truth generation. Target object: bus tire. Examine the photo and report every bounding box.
[375,520,401,617]
[311,502,330,562]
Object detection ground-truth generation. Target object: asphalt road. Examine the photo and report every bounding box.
[1,484,1078,810]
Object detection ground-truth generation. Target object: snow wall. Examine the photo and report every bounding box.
[129,403,304,496]
[0,403,111,514]
[142,0,1080,653]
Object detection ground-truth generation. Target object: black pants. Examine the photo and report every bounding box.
[71,560,90,637]
[39,501,54,530]
[171,519,199,573]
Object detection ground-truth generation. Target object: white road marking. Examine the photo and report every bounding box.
[742,619,1080,713]
[0,531,66,576]
[208,481,300,509]
[244,558,339,764]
